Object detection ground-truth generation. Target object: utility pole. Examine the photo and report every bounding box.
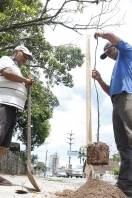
[43,141,49,177]
[52,153,59,176]
[67,131,74,168]
[44,149,48,178]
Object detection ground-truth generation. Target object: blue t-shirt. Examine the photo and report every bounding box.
[109,40,132,96]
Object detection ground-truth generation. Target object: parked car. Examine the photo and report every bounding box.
[56,170,67,177]
[66,165,84,178]
[71,168,83,178]
[45,171,53,177]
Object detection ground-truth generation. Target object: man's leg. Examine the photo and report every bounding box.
[117,150,132,197]
[0,104,17,186]
[113,94,132,197]
[0,104,8,145]
[0,104,17,147]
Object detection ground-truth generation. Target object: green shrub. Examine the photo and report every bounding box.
[112,167,120,175]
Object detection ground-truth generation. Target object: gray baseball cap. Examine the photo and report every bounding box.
[100,42,114,60]
[14,45,33,59]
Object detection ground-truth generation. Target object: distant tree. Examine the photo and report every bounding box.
[78,146,86,164]
[112,167,120,176]
[31,154,38,166]
[16,79,59,149]
[111,153,120,162]
[34,161,45,172]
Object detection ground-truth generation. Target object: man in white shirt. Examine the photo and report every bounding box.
[0,45,34,148]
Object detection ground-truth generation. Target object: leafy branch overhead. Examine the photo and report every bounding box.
[0,0,120,33]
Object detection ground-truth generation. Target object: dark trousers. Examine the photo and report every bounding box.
[0,104,17,147]
[112,92,132,197]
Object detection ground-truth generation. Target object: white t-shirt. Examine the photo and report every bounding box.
[0,56,27,110]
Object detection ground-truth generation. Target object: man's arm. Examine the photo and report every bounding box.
[0,68,34,85]
[94,32,120,45]
[92,69,110,95]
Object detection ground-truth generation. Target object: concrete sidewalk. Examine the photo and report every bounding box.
[0,175,84,198]
[0,174,44,198]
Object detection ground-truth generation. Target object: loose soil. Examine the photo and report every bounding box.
[55,179,127,198]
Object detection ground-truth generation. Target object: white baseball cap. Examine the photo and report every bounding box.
[14,45,33,59]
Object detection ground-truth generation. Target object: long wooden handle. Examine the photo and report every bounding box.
[27,86,40,192]
[27,86,32,167]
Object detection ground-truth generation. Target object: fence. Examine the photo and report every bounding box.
[0,149,26,175]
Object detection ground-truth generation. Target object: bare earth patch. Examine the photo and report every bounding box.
[55,179,127,198]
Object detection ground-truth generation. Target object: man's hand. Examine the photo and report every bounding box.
[92,69,110,95]
[94,32,120,45]
[94,32,104,39]
[92,69,102,82]
[94,32,100,39]
[25,78,34,86]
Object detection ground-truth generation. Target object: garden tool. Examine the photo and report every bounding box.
[27,86,40,192]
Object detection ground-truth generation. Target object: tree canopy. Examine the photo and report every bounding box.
[0,0,85,149]
[0,0,120,33]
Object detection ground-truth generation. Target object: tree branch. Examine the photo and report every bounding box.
[40,0,50,18]
[0,0,121,33]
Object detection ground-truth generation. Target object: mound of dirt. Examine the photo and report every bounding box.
[55,180,127,198]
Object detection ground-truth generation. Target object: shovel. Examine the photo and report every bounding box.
[27,86,40,192]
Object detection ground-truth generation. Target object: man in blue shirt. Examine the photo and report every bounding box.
[92,32,132,198]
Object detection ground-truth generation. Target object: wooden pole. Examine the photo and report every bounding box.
[86,35,92,145]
